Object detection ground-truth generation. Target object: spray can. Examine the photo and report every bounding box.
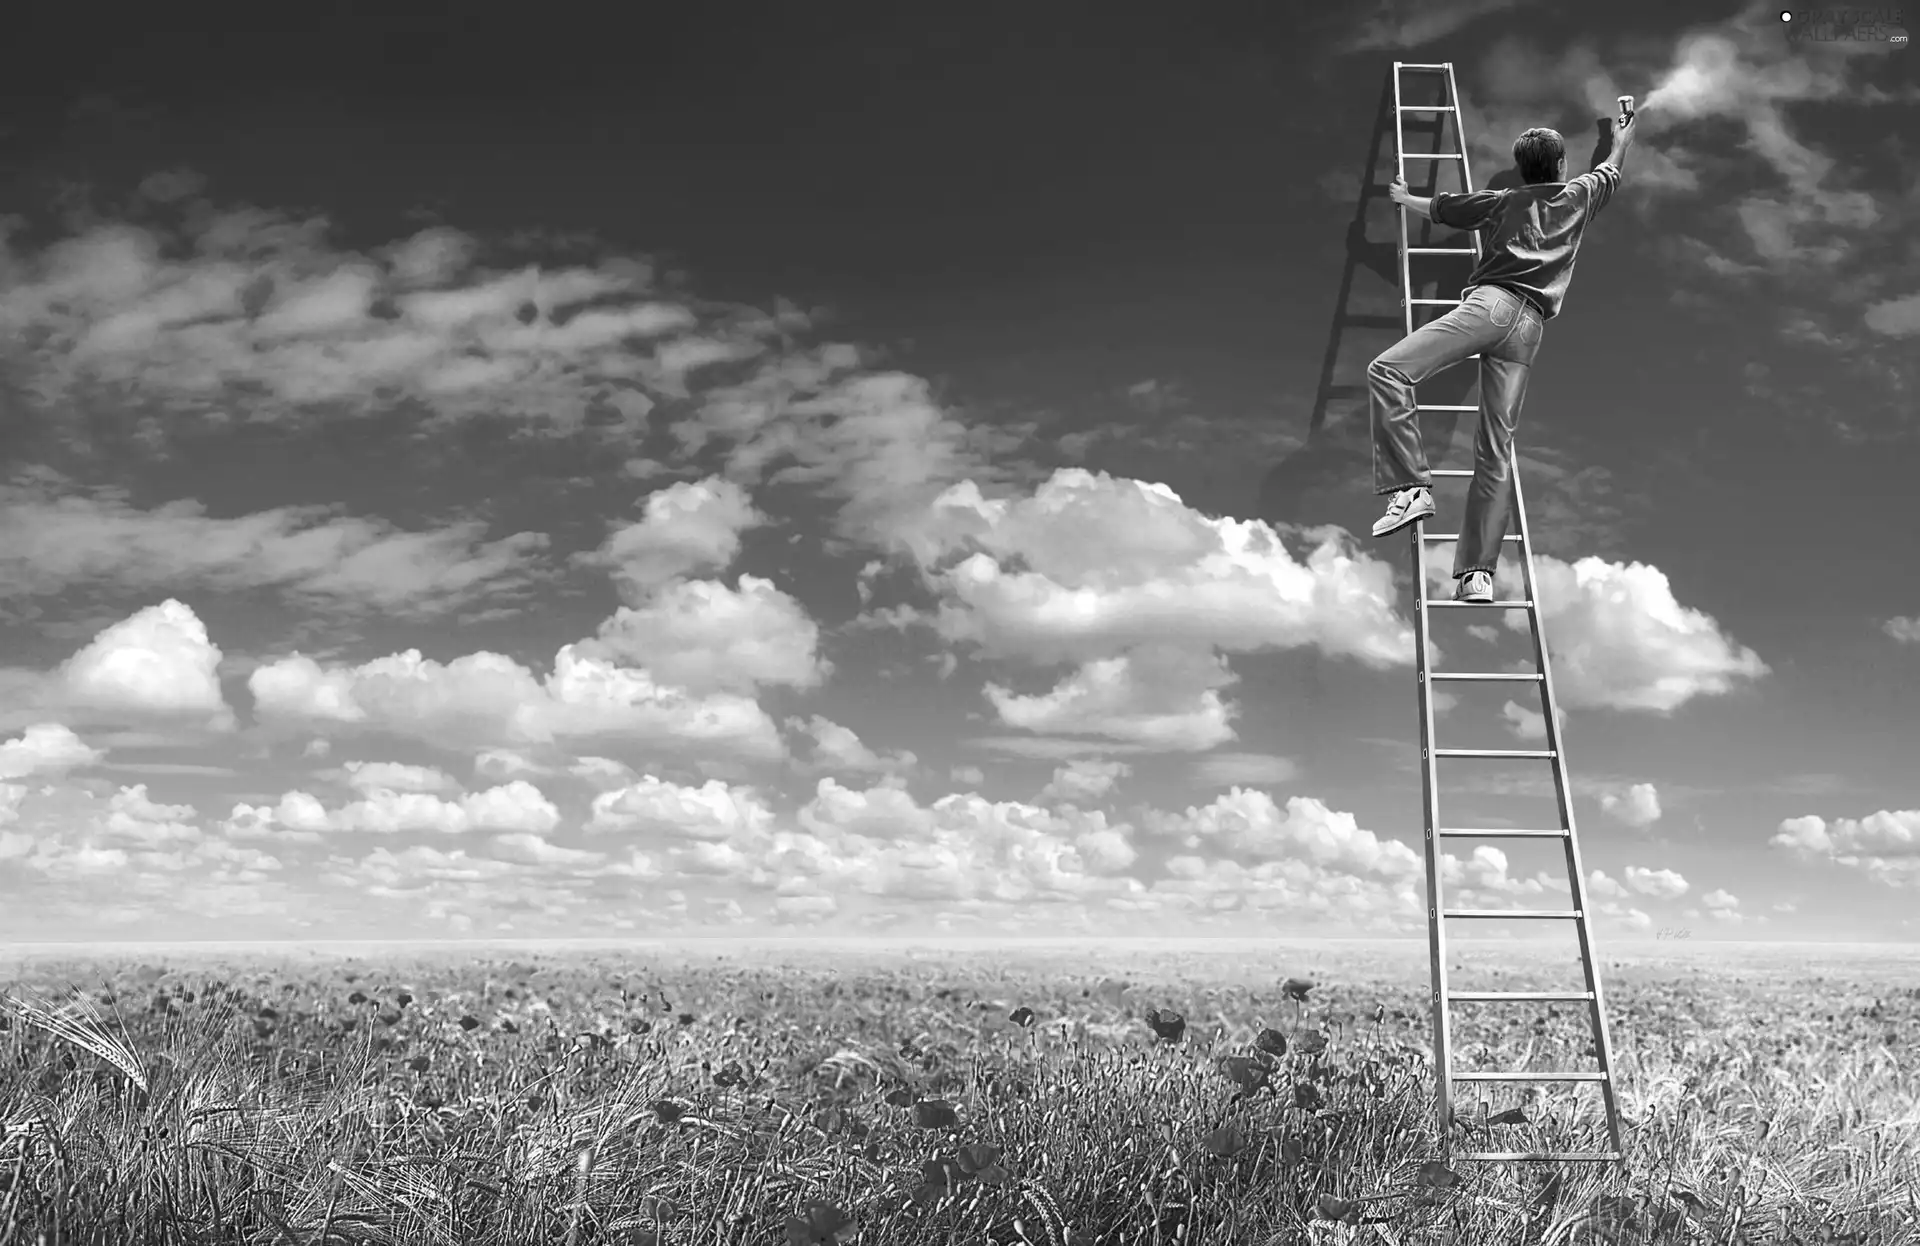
[1618,94,1635,122]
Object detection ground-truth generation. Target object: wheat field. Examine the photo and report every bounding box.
[0,937,1913,1245]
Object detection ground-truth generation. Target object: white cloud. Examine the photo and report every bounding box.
[1600,783,1662,828]
[1442,554,1767,713]
[1586,869,1627,899]
[1864,293,1920,338]
[340,761,459,794]
[1040,759,1131,805]
[228,780,560,837]
[0,724,104,780]
[987,644,1238,752]
[908,470,1412,670]
[50,600,235,729]
[475,749,547,781]
[1701,888,1739,911]
[1140,790,1423,879]
[1193,753,1298,788]
[1622,865,1689,899]
[583,577,826,694]
[582,477,764,601]
[787,716,916,776]
[949,765,986,787]
[587,775,776,842]
[100,784,202,846]
[1884,616,1920,644]
[248,644,785,759]
[1772,809,1920,887]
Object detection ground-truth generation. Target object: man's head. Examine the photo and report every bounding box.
[1513,128,1567,184]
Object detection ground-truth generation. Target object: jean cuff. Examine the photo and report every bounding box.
[1455,567,1494,577]
[1376,481,1431,496]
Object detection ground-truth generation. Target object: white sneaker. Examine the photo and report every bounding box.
[1371,487,1434,537]
[1455,571,1494,603]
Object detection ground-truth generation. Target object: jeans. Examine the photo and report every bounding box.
[1369,283,1544,578]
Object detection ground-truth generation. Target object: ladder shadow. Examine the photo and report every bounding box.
[1253,75,1528,534]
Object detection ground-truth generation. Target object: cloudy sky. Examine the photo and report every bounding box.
[0,1,1914,944]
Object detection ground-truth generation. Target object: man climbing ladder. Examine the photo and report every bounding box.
[1368,106,1638,602]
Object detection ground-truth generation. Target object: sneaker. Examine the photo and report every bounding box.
[1371,487,1434,537]
[1455,571,1493,603]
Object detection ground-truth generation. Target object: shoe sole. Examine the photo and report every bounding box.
[1456,581,1494,603]
[1372,501,1435,538]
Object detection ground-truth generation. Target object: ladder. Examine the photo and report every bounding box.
[1390,61,1626,1166]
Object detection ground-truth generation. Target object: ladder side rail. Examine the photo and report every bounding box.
[1511,465,1628,1159]
[1396,59,1458,1160]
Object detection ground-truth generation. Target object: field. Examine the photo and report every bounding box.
[0,937,1914,1245]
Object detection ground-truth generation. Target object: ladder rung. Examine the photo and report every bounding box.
[1426,600,1533,609]
[1456,1152,1624,1163]
[1422,533,1523,542]
[1429,469,1475,477]
[1448,990,1593,1001]
[1408,247,1476,254]
[1437,828,1567,839]
[1427,672,1541,682]
[1444,908,1581,919]
[1398,64,1450,71]
[1417,404,1480,412]
[1434,749,1555,759]
[1398,105,1458,112]
[1409,298,1461,305]
[1452,1071,1608,1082]
[1404,153,1465,159]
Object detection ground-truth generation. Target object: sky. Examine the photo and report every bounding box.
[0,0,1915,945]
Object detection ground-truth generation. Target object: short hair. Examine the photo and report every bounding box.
[1513,128,1566,184]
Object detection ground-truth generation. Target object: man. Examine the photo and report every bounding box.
[1368,108,1637,602]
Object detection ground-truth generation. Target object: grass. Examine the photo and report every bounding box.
[0,939,1914,1244]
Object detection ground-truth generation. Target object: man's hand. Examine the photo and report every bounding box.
[1388,174,1413,207]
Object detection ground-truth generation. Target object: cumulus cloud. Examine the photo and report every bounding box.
[98,784,203,847]
[1622,865,1689,900]
[987,645,1239,752]
[0,724,104,780]
[581,477,764,601]
[0,601,236,734]
[587,775,777,841]
[787,716,915,777]
[1040,759,1132,805]
[1600,782,1662,828]
[1884,616,1920,644]
[909,470,1412,669]
[248,644,785,760]
[1586,869,1627,899]
[1772,809,1920,886]
[582,577,826,694]
[1437,554,1766,713]
[229,780,560,837]
[1140,790,1423,879]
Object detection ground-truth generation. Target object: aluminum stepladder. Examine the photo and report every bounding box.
[1390,60,1625,1165]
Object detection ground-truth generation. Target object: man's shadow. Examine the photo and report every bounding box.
[1254,92,1601,535]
